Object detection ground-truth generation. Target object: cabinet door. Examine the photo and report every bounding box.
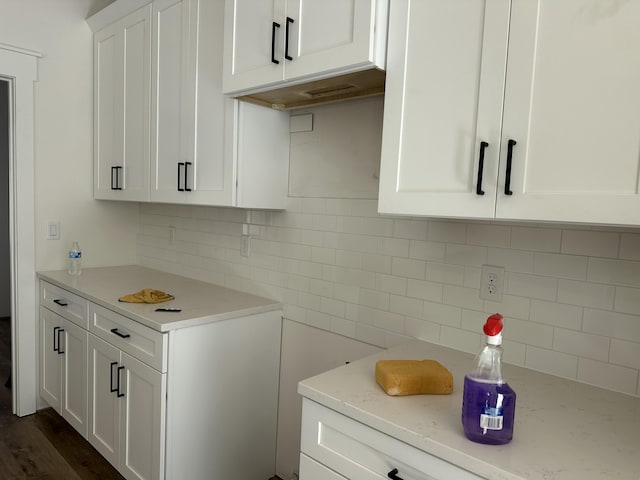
[40,308,62,410]
[284,0,383,80]
[378,0,510,218]
[94,5,151,201]
[222,0,285,93]
[119,352,166,480]
[498,0,640,224]
[300,453,347,480]
[88,333,121,468]
[151,0,237,206]
[60,318,88,438]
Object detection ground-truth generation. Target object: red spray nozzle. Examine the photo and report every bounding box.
[483,313,504,336]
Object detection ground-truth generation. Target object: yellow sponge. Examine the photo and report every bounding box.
[118,289,174,304]
[375,359,453,396]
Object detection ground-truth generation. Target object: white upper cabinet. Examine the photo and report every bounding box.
[90,0,289,209]
[379,0,640,225]
[223,0,388,95]
[94,4,151,201]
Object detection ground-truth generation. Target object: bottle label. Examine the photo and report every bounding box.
[480,407,504,431]
[69,251,81,259]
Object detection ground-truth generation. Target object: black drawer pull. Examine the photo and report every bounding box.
[53,326,60,352]
[285,17,294,60]
[110,328,131,339]
[117,366,125,398]
[271,22,280,64]
[476,141,488,195]
[57,328,65,355]
[111,166,123,190]
[184,161,192,191]
[110,362,118,393]
[177,162,185,191]
[388,468,404,480]
[53,299,68,307]
[504,139,516,195]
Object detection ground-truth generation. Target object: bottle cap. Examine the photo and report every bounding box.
[483,313,503,345]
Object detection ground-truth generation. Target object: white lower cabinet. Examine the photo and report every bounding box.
[88,333,166,480]
[40,279,282,480]
[300,399,482,480]
[39,307,89,438]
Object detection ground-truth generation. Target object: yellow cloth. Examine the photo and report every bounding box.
[118,288,174,304]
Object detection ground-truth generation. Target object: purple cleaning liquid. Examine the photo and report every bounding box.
[462,376,516,445]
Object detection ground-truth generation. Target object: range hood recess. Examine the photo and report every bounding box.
[235,69,386,111]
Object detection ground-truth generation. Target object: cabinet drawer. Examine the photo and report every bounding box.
[41,281,89,329]
[89,303,167,372]
[300,453,346,480]
[301,399,482,480]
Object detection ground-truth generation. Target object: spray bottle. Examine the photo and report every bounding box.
[461,313,516,444]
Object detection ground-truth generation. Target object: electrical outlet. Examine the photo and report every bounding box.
[240,234,250,257]
[479,265,504,302]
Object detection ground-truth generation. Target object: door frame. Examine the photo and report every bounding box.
[1,43,39,416]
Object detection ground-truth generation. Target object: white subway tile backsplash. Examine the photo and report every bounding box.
[525,346,578,379]
[392,257,425,280]
[409,240,446,262]
[534,253,587,280]
[406,279,443,302]
[557,280,615,310]
[610,339,640,370]
[138,196,640,396]
[507,272,558,301]
[553,328,610,362]
[445,244,487,267]
[487,248,534,273]
[467,224,511,248]
[619,233,640,260]
[577,358,638,396]
[614,287,640,315]
[583,309,640,343]
[587,258,640,287]
[423,301,462,328]
[561,230,620,258]
[529,300,582,330]
[511,226,561,252]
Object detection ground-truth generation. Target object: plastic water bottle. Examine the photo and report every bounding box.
[461,313,516,445]
[68,241,82,275]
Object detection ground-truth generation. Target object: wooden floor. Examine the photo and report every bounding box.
[0,317,125,479]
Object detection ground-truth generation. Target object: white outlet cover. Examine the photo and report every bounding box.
[480,265,504,302]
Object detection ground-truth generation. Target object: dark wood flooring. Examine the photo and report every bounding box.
[0,317,124,479]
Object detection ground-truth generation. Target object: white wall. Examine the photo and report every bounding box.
[0,80,9,317]
[0,0,137,272]
[137,95,640,478]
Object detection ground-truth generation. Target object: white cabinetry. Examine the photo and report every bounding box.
[223,0,388,95]
[94,4,151,201]
[379,0,640,225]
[300,399,482,480]
[89,0,289,209]
[39,282,89,438]
[88,333,165,480]
[38,274,282,480]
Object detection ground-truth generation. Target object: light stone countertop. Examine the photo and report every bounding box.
[37,265,281,332]
[298,339,640,480]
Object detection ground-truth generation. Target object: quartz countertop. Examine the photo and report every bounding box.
[298,340,640,480]
[37,266,281,332]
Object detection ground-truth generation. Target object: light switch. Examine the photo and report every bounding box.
[47,221,60,240]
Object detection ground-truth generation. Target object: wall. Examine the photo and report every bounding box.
[0,80,9,317]
[0,0,137,272]
[137,96,640,476]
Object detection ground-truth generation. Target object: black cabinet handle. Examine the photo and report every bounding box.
[285,17,294,60]
[117,366,125,398]
[57,328,65,355]
[476,141,488,196]
[110,328,131,339]
[271,22,280,64]
[111,166,123,190]
[53,326,60,352]
[184,161,192,191]
[110,361,118,393]
[388,468,404,480]
[504,139,516,196]
[53,299,68,307]
[177,162,185,191]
